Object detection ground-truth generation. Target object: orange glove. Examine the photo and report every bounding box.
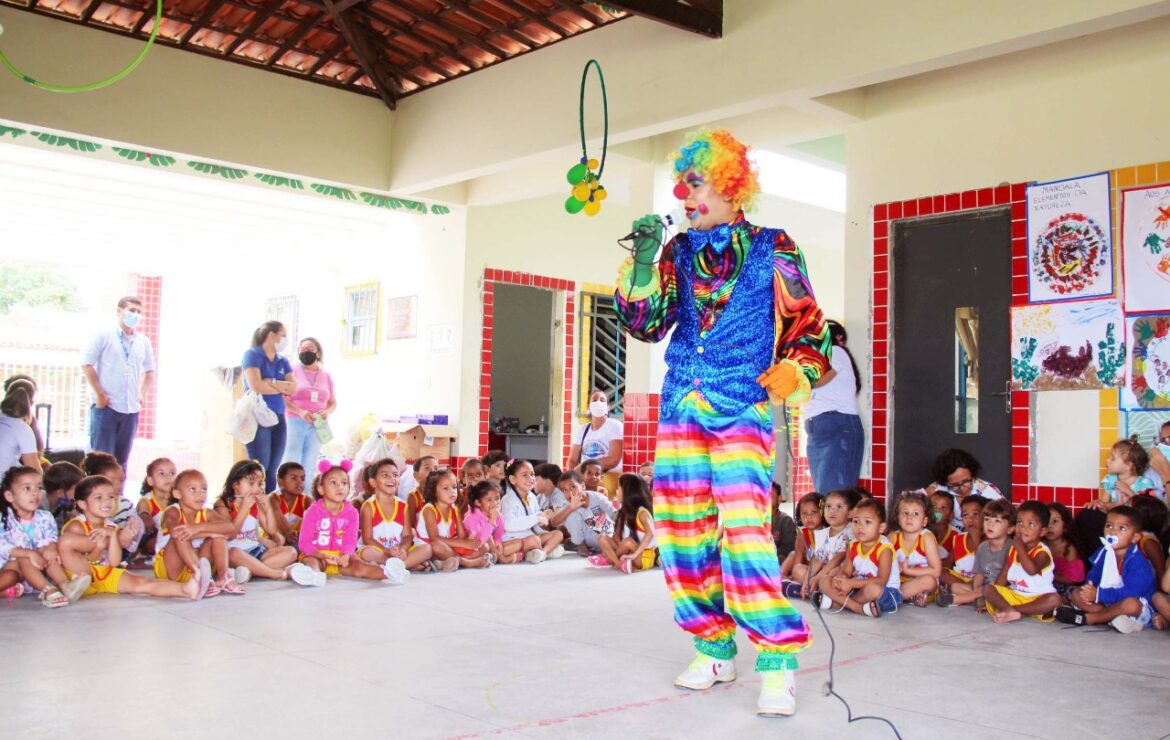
[756,360,811,405]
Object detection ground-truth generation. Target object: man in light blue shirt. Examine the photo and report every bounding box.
[81,296,155,470]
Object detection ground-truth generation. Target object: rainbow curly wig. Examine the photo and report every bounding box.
[670,128,760,212]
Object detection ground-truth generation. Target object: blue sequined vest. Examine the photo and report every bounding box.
[661,227,776,418]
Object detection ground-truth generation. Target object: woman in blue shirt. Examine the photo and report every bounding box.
[242,321,297,494]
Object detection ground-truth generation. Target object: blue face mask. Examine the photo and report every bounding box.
[122,310,140,328]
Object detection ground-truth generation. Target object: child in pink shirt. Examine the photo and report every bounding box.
[298,462,406,585]
[464,480,506,562]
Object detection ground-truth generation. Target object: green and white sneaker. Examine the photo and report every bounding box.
[674,652,736,690]
[757,669,796,717]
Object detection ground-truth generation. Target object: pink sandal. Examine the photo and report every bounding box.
[3,583,25,599]
[204,580,222,599]
[586,555,609,567]
[220,577,247,595]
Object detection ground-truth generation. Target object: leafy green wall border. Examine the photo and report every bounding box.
[0,122,451,216]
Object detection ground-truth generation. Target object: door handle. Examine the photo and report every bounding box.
[990,380,1011,414]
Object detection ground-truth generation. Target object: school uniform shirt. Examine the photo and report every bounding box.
[0,509,58,564]
[949,531,979,580]
[155,506,211,552]
[225,501,261,549]
[414,503,460,543]
[797,526,828,562]
[935,525,959,561]
[362,496,408,549]
[848,537,900,589]
[502,487,543,541]
[277,494,310,531]
[298,499,360,556]
[1002,542,1056,595]
[141,491,169,528]
[1086,543,1156,606]
[890,530,932,574]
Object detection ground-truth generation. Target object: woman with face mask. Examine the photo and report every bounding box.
[242,321,297,495]
[566,391,624,489]
[282,338,336,488]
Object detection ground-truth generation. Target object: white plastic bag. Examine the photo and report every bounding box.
[252,392,279,428]
[228,394,258,444]
[354,430,391,466]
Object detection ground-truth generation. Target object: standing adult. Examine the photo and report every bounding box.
[81,296,155,470]
[0,387,41,472]
[283,337,336,487]
[4,375,44,456]
[566,390,624,486]
[614,129,830,717]
[803,319,864,493]
[242,321,296,494]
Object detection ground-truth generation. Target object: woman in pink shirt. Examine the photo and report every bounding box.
[284,338,337,487]
[298,462,406,586]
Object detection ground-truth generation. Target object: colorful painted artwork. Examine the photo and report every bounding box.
[1124,408,1170,448]
[1121,315,1170,409]
[1121,183,1170,313]
[1027,173,1114,303]
[1011,300,1125,391]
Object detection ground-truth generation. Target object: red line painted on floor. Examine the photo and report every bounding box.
[446,639,931,738]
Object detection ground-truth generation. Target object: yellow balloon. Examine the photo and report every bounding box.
[587,158,599,170]
[584,200,601,216]
[594,187,607,201]
[573,182,591,201]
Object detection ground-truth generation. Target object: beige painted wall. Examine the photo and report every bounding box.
[0,8,393,187]
[844,16,1170,488]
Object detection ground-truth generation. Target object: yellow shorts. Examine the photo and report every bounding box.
[68,564,125,595]
[637,548,658,570]
[302,549,341,577]
[152,550,193,584]
[985,585,1055,621]
[946,569,973,584]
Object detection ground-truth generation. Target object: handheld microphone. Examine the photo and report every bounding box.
[619,208,688,243]
[622,208,690,289]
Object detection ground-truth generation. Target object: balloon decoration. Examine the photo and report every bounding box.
[566,59,608,217]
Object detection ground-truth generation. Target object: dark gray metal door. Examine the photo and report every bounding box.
[892,209,1013,496]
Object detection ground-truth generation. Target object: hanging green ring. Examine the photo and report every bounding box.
[579,58,608,181]
[0,0,163,93]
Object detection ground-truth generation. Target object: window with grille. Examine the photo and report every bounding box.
[265,295,299,349]
[343,283,380,356]
[579,292,626,418]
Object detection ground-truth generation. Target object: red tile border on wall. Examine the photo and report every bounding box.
[868,184,1032,503]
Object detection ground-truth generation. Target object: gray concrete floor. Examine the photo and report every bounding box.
[2,557,1168,740]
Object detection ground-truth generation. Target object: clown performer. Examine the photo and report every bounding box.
[614,129,830,717]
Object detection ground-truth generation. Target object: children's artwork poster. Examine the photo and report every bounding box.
[1121,184,1170,313]
[1026,172,1114,303]
[1010,299,1125,391]
[1120,314,1170,409]
[384,295,418,340]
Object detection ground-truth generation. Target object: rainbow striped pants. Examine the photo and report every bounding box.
[654,392,810,669]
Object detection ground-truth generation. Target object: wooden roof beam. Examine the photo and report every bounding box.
[223,0,293,54]
[601,0,721,38]
[357,6,483,71]
[440,0,534,50]
[489,0,566,39]
[372,2,505,61]
[323,0,399,109]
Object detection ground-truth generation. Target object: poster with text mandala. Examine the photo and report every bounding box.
[1121,315,1170,410]
[1027,172,1114,303]
[1121,183,1170,313]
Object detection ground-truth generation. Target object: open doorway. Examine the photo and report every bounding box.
[489,283,554,463]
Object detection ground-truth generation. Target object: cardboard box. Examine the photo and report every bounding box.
[382,422,457,461]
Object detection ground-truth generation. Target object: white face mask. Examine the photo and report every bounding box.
[276,337,288,353]
[589,400,608,418]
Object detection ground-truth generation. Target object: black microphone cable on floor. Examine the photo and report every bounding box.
[779,405,905,739]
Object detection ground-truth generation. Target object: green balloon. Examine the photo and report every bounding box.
[566,163,587,185]
[565,195,586,214]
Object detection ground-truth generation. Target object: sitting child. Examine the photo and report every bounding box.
[534,463,566,519]
[1129,495,1167,582]
[82,452,144,560]
[358,458,428,576]
[815,497,901,617]
[501,459,564,563]
[42,461,83,530]
[458,459,486,514]
[579,459,608,498]
[942,498,1013,609]
[398,455,438,504]
[0,466,90,606]
[804,488,862,598]
[154,469,238,595]
[890,491,942,607]
[556,470,615,557]
[928,490,960,560]
[135,457,176,559]
[592,473,656,574]
[1046,502,1085,598]
[298,463,404,585]
[415,469,492,571]
[481,450,508,484]
[1057,505,1156,633]
[984,501,1061,623]
[639,460,654,486]
[214,460,299,586]
[464,480,506,562]
[270,462,312,549]
[781,492,826,596]
[1087,436,1158,511]
[59,475,205,600]
[939,494,986,599]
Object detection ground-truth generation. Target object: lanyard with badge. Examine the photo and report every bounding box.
[117,331,135,379]
[305,368,321,404]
